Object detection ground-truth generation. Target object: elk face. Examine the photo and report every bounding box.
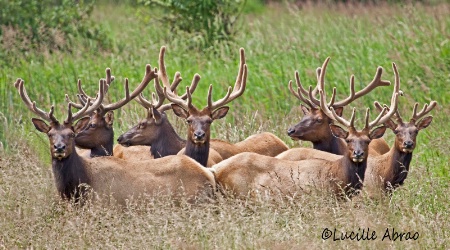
[118,108,167,147]
[384,116,433,153]
[171,105,229,145]
[32,117,90,160]
[330,125,386,163]
[75,111,113,149]
[287,105,343,141]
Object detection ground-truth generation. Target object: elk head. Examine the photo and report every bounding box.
[14,78,104,160]
[163,46,247,146]
[117,64,199,148]
[374,64,436,153]
[66,65,156,155]
[287,57,391,143]
[318,67,400,163]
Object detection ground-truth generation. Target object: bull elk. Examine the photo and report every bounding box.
[15,78,215,204]
[162,47,250,167]
[212,78,400,198]
[365,63,437,193]
[116,48,222,166]
[282,57,391,160]
[118,47,288,163]
[66,65,155,158]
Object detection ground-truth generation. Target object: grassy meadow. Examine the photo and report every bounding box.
[1,1,449,249]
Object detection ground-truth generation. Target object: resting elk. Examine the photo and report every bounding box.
[116,51,222,166]
[15,78,215,204]
[66,64,155,158]
[161,47,287,167]
[212,80,400,198]
[365,63,437,193]
[279,57,391,160]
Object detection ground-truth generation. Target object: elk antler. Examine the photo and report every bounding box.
[207,48,247,111]
[67,65,156,115]
[319,61,400,130]
[15,78,104,124]
[136,47,200,112]
[162,47,247,111]
[289,57,391,110]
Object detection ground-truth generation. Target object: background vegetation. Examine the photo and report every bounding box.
[0,0,449,248]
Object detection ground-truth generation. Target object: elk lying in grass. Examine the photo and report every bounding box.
[162,47,249,167]
[116,48,222,166]
[364,64,437,193]
[212,81,399,198]
[66,65,155,158]
[15,79,215,204]
[160,47,287,166]
[281,57,391,160]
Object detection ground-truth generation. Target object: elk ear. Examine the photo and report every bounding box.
[171,104,189,119]
[300,104,310,115]
[151,107,163,125]
[212,106,229,120]
[31,118,50,133]
[369,125,387,140]
[73,117,91,133]
[416,116,433,130]
[333,107,344,117]
[329,124,348,139]
[105,111,114,129]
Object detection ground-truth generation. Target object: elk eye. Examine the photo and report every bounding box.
[316,118,323,124]
[70,133,75,138]
[393,130,399,135]
[186,120,192,124]
[138,123,145,129]
[345,139,351,143]
[90,124,96,128]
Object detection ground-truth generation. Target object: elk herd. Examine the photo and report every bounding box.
[14,46,437,205]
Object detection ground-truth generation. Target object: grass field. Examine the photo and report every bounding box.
[1,1,449,249]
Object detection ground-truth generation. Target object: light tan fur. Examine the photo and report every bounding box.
[113,144,154,161]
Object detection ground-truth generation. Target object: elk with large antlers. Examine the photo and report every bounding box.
[66,65,155,158]
[212,76,400,197]
[16,78,215,204]
[279,58,391,160]
[364,63,437,194]
[157,47,287,167]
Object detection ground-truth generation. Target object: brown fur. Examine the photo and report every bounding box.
[212,124,386,198]
[32,118,215,204]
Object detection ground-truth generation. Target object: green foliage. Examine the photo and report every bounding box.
[140,0,246,50]
[0,0,110,62]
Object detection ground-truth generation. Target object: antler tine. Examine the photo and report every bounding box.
[319,89,336,121]
[208,63,247,110]
[310,57,331,107]
[64,94,85,109]
[331,75,355,107]
[288,71,317,108]
[368,92,399,128]
[66,79,105,123]
[102,64,155,112]
[411,101,437,123]
[158,46,171,89]
[171,72,182,93]
[15,78,58,123]
[164,85,193,110]
[330,106,354,128]
[231,48,246,93]
[179,74,200,100]
[310,67,322,97]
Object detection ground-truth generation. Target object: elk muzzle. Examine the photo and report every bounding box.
[402,140,415,153]
[193,130,206,144]
[352,150,365,163]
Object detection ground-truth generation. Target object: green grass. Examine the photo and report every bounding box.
[0,1,449,248]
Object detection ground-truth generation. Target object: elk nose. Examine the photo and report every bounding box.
[287,127,295,136]
[54,144,66,153]
[353,150,364,158]
[117,135,124,143]
[403,141,414,149]
[194,131,205,140]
